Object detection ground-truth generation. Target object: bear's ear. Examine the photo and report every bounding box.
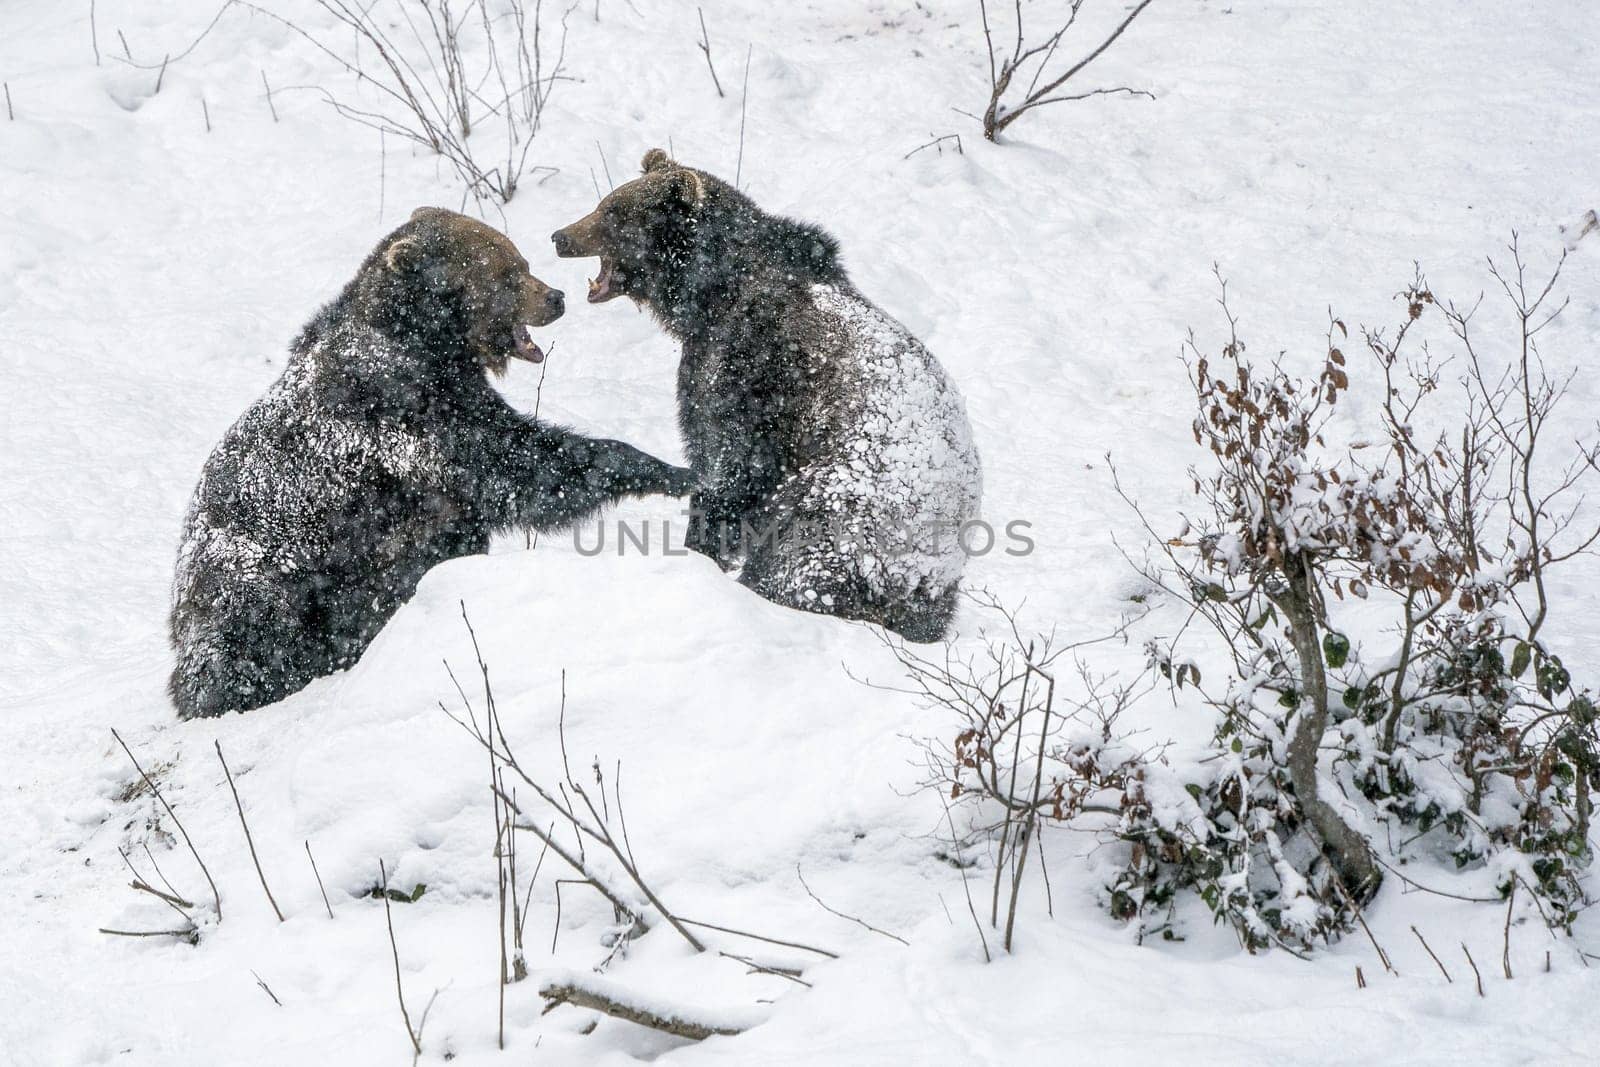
[384,235,423,273]
[641,147,673,174]
[666,168,706,212]
[410,206,449,222]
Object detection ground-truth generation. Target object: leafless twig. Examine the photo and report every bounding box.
[253,970,283,1006]
[795,865,908,946]
[111,0,237,71]
[696,7,724,97]
[260,69,279,121]
[216,741,283,922]
[1503,881,1515,979]
[735,43,752,188]
[903,133,963,160]
[1462,942,1485,996]
[941,797,990,963]
[1411,926,1452,982]
[117,848,194,914]
[380,859,423,1056]
[1332,875,1394,976]
[306,839,335,919]
[677,917,838,959]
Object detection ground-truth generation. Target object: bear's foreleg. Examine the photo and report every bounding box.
[479,420,695,533]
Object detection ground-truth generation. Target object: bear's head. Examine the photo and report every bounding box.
[550,150,842,330]
[366,207,564,375]
[549,149,709,307]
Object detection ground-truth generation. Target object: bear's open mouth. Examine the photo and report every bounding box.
[588,258,624,303]
[513,323,545,364]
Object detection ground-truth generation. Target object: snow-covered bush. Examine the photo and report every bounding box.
[906,243,1598,957]
[1117,241,1599,945]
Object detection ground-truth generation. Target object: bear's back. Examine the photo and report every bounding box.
[795,283,982,595]
[174,338,457,617]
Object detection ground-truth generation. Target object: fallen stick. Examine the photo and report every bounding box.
[100,926,197,940]
[538,971,761,1041]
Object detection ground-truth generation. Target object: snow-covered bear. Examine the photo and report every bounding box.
[169,207,693,718]
[552,150,981,641]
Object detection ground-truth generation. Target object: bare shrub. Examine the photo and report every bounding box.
[439,606,837,1038]
[256,0,574,205]
[880,593,1160,953]
[975,0,1156,143]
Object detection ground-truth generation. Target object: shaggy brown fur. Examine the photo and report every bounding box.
[169,208,693,717]
[552,153,981,642]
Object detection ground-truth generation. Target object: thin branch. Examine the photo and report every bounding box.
[795,865,908,946]
[942,797,990,963]
[110,0,236,70]
[216,741,284,922]
[677,917,839,959]
[904,132,964,160]
[1503,881,1515,980]
[735,43,752,188]
[499,791,645,928]
[260,68,279,122]
[718,951,811,986]
[117,849,193,913]
[253,970,284,1006]
[380,859,423,1057]
[1411,926,1453,982]
[695,7,724,97]
[1462,942,1485,997]
[306,839,335,919]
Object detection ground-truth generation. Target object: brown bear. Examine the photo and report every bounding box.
[551,151,981,642]
[169,207,693,718]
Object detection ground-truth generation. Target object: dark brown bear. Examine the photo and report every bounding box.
[169,207,693,718]
[552,152,981,642]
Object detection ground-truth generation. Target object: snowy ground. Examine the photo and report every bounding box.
[3,1,1599,1062]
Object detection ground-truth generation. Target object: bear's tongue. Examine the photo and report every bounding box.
[587,260,622,303]
[514,323,545,364]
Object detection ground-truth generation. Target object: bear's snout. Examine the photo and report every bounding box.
[545,289,565,314]
[551,229,577,257]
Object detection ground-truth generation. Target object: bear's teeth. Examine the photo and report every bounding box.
[588,262,619,302]
[514,323,545,363]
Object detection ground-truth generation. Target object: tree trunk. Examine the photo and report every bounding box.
[1274,553,1383,902]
